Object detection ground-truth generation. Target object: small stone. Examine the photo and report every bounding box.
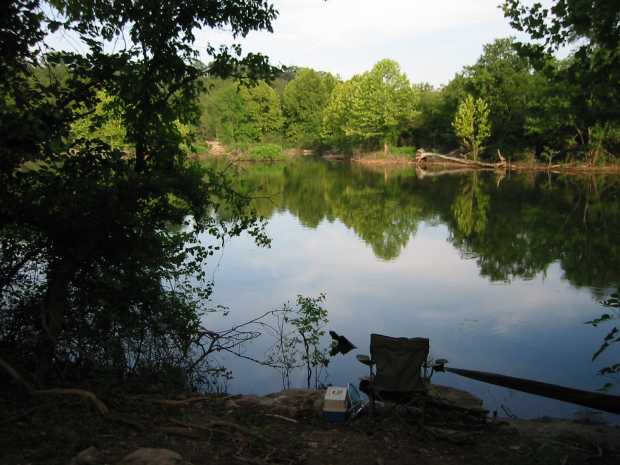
[71,446,99,465]
[118,448,186,465]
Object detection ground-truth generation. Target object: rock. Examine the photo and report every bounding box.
[428,384,484,410]
[224,399,240,409]
[234,395,261,408]
[118,448,187,465]
[70,446,99,465]
[225,390,325,418]
[264,389,324,416]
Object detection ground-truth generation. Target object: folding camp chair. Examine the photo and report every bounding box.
[357,334,433,425]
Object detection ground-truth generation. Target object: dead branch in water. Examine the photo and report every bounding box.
[416,151,505,169]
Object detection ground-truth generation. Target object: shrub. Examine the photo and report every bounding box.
[191,142,210,154]
[249,143,284,161]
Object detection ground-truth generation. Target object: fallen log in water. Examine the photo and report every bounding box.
[438,365,620,415]
[416,151,505,169]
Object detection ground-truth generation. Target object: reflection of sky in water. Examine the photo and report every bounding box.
[201,211,619,421]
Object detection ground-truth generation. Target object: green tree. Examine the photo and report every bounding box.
[210,80,283,144]
[70,90,127,150]
[407,83,450,150]
[523,60,576,157]
[0,0,276,387]
[321,78,354,150]
[290,294,330,390]
[240,81,283,141]
[503,0,620,159]
[282,68,337,148]
[460,38,537,155]
[322,59,417,153]
[453,95,492,160]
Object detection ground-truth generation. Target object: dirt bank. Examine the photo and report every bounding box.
[2,387,619,465]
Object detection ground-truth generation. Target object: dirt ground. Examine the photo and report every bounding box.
[2,389,619,465]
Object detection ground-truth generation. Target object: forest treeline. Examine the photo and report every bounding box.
[73,36,620,164]
[206,35,620,163]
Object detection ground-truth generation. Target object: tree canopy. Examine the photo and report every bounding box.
[0,0,276,388]
[282,68,337,148]
[503,0,620,160]
[322,59,418,152]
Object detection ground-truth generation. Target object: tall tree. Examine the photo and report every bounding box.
[453,95,492,160]
[282,68,337,148]
[209,80,283,144]
[322,59,418,153]
[460,38,536,155]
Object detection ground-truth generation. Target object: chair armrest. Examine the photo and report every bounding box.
[356,354,374,366]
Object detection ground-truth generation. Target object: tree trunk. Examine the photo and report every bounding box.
[35,260,76,384]
[135,140,146,173]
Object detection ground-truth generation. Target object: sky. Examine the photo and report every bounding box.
[45,1,556,87]
[196,0,545,87]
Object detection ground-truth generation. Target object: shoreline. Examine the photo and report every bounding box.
[4,386,619,465]
[196,150,620,174]
[351,156,620,174]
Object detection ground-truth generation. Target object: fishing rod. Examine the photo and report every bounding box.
[433,359,620,415]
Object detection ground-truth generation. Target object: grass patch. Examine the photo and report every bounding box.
[389,146,416,157]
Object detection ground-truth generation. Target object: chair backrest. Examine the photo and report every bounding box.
[370,334,429,392]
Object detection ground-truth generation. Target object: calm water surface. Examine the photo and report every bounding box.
[201,158,620,420]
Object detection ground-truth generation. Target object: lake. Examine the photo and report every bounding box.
[200,157,620,421]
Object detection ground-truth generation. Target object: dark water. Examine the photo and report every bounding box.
[201,158,620,420]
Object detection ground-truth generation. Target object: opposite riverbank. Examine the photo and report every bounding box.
[197,142,620,174]
[351,152,620,174]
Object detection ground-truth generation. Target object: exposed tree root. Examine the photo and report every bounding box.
[171,418,267,442]
[263,413,298,424]
[36,388,110,416]
[0,355,110,416]
[107,413,146,431]
[151,396,211,407]
[156,426,203,439]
